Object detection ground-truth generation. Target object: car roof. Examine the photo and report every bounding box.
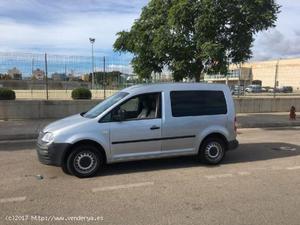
[122,83,229,95]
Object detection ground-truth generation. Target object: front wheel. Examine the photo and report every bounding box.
[65,145,104,178]
[199,138,226,165]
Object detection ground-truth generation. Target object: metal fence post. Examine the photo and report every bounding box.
[31,58,34,76]
[103,56,106,99]
[45,53,49,100]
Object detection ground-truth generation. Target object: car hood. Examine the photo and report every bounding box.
[43,114,88,133]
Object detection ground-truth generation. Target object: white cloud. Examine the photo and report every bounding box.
[0,0,148,55]
[0,12,139,55]
[252,0,300,61]
[0,0,299,62]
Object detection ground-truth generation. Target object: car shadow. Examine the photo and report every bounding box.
[99,142,300,177]
[223,142,299,164]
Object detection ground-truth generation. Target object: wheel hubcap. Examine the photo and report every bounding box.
[205,142,223,160]
[74,151,97,174]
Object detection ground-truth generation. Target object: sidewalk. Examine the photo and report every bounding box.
[236,112,300,128]
[0,112,299,141]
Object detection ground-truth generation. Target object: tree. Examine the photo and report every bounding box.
[114,0,280,81]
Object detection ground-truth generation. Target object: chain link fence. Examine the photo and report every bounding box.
[0,52,172,100]
[1,52,300,100]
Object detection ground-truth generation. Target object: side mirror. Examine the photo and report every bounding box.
[112,109,126,121]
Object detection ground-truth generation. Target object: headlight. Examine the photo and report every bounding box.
[41,132,54,143]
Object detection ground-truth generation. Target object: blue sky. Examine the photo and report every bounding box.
[0,0,298,61]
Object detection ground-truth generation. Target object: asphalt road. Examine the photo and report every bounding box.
[0,127,300,225]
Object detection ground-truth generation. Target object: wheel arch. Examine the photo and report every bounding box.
[62,140,107,164]
[198,133,229,153]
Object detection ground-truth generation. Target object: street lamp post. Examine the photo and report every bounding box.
[89,38,95,89]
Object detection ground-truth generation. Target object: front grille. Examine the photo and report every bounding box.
[36,143,51,164]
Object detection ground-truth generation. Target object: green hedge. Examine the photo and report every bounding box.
[0,88,16,100]
[71,87,92,100]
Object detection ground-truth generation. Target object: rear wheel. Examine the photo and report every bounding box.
[65,144,104,178]
[199,137,226,165]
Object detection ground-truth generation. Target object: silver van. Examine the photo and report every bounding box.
[37,83,238,178]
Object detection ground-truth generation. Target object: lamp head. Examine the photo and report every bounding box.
[89,38,95,44]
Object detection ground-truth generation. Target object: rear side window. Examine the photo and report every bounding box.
[170,91,227,117]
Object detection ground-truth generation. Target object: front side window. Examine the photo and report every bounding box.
[101,92,161,122]
[170,91,227,117]
[83,92,129,118]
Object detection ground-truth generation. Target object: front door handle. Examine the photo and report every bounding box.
[150,125,160,130]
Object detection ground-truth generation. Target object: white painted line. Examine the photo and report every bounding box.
[286,166,300,170]
[205,174,233,179]
[237,171,251,176]
[92,182,154,192]
[0,196,26,203]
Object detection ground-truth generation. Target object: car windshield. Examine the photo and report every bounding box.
[83,92,129,118]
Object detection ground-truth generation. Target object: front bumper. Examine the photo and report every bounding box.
[36,142,71,166]
[228,139,239,151]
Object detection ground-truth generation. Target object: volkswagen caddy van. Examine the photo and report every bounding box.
[37,83,238,178]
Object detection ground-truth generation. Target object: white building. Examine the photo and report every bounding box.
[32,69,45,80]
[7,67,22,80]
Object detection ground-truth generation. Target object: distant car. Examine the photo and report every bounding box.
[261,86,272,92]
[231,85,244,95]
[268,88,275,93]
[245,85,262,93]
[279,86,293,93]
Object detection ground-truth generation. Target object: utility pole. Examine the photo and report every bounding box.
[89,38,95,89]
[225,49,232,88]
[273,59,280,98]
[44,53,49,100]
[238,63,242,98]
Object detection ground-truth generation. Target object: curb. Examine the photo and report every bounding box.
[237,122,300,128]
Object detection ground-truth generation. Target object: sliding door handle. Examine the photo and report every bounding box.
[150,125,160,130]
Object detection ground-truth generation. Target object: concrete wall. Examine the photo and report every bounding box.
[13,89,118,100]
[0,100,100,120]
[0,98,300,120]
[234,98,300,113]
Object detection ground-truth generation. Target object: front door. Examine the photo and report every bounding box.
[109,92,162,161]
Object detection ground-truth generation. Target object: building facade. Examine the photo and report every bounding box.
[32,69,45,80]
[204,67,252,87]
[7,67,22,80]
[204,58,300,91]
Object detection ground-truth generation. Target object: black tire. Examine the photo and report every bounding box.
[199,137,226,165]
[66,144,104,178]
[61,161,72,175]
